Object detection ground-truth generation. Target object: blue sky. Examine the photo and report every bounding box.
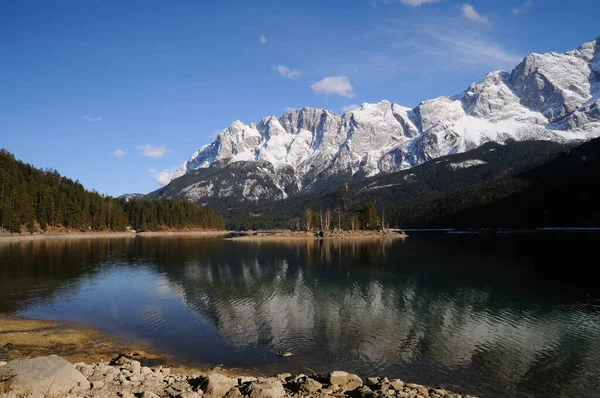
[1,0,598,196]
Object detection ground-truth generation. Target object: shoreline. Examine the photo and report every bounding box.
[0,315,169,366]
[0,315,474,398]
[136,231,229,238]
[0,230,229,243]
[0,315,246,377]
[0,231,137,242]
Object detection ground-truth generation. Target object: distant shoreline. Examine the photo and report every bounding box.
[136,230,229,238]
[0,230,228,242]
[0,231,137,242]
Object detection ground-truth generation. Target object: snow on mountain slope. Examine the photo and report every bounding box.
[167,37,600,202]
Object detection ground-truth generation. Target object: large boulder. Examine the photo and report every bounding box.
[202,373,239,398]
[328,370,363,391]
[247,379,286,398]
[0,355,90,396]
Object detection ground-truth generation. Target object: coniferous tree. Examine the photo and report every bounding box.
[0,150,224,233]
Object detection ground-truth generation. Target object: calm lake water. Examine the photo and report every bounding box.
[1,233,599,397]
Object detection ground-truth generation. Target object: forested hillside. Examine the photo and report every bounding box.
[0,150,223,233]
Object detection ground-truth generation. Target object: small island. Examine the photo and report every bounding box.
[228,229,408,241]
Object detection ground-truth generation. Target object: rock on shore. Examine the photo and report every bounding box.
[0,355,477,398]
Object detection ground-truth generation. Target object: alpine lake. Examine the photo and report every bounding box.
[1,232,599,398]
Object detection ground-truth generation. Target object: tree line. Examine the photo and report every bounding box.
[232,203,384,232]
[0,150,224,233]
[299,203,383,231]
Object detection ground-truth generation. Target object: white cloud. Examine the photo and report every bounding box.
[148,169,173,186]
[512,0,532,15]
[137,144,171,158]
[284,107,297,113]
[341,104,360,113]
[83,115,101,122]
[461,4,489,24]
[274,65,300,79]
[394,0,439,6]
[260,34,268,44]
[311,76,355,98]
[112,149,126,158]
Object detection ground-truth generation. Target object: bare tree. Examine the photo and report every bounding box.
[325,209,333,231]
[305,208,315,231]
[318,209,324,230]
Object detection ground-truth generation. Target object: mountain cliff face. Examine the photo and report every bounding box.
[154,37,600,203]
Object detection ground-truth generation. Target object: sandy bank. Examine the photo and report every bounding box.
[0,230,230,243]
[136,231,229,238]
[0,231,136,243]
[0,316,164,366]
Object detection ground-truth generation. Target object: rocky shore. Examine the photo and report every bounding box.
[0,354,476,398]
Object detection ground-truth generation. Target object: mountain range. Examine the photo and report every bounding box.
[149,37,600,208]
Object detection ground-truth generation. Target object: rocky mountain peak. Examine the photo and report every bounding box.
[165,37,600,203]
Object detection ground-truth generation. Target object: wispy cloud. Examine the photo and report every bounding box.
[430,32,521,64]
[274,65,300,79]
[83,115,101,122]
[284,107,297,113]
[356,22,522,77]
[112,149,126,158]
[392,0,439,6]
[512,0,532,15]
[137,144,171,158]
[311,76,355,98]
[148,168,173,186]
[461,4,489,24]
[341,104,360,113]
[260,34,268,44]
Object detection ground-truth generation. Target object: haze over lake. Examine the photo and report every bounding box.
[1,234,599,397]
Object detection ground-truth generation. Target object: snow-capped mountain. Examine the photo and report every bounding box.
[117,193,145,202]
[160,37,600,203]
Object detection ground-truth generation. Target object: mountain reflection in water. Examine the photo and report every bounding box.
[0,234,599,398]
